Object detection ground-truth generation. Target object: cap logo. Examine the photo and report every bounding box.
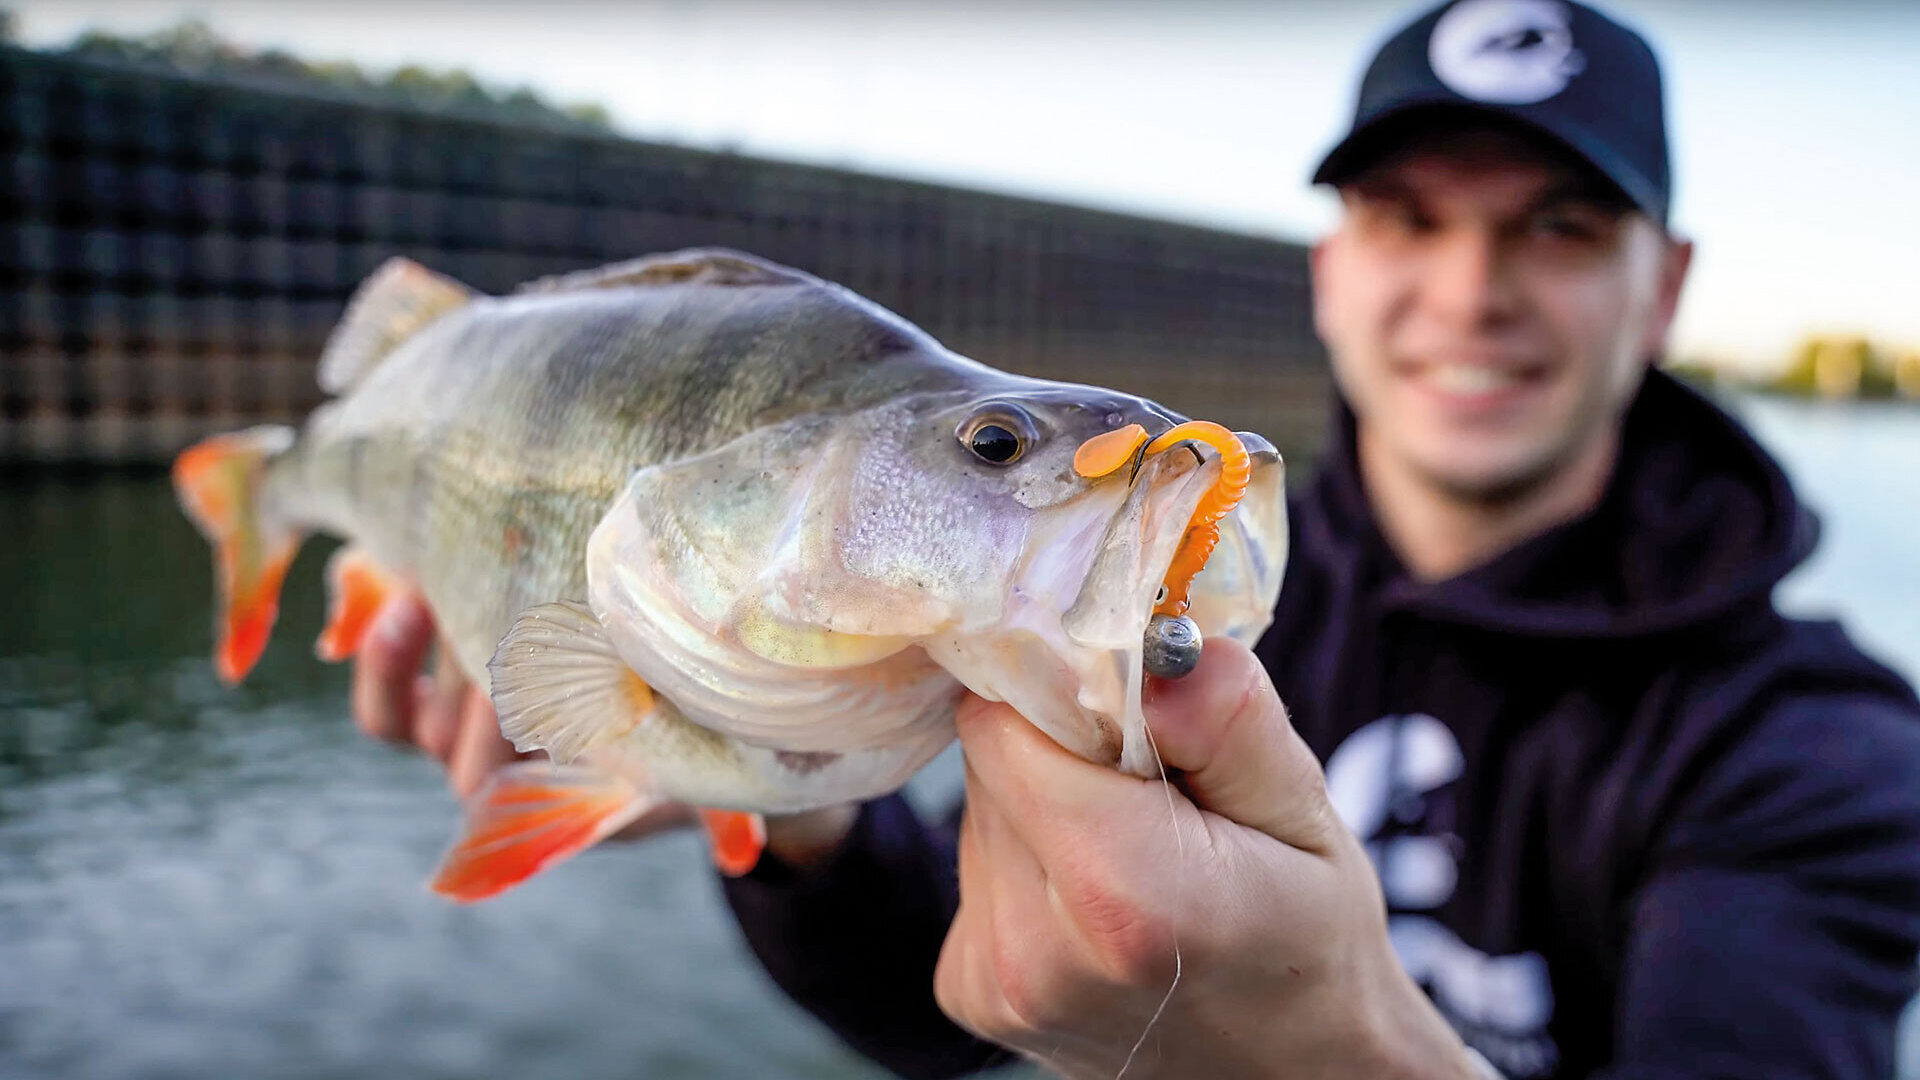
[1428,0,1586,105]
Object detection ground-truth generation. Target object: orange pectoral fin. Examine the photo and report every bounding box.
[699,809,767,877]
[430,764,651,903]
[315,546,401,663]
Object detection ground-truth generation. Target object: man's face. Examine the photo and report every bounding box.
[1311,126,1690,503]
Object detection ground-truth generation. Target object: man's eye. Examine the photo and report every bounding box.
[1532,210,1605,242]
[1368,203,1432,235]
[1391,203,1433,229]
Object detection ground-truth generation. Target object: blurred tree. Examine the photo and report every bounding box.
[1772,335,1901,401]
[1896,350,1920,401]
[51,17,613,133]
[1,9,18,44]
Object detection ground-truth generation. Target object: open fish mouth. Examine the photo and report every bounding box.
[1064,439,1221,655]
[924,427,1281,775]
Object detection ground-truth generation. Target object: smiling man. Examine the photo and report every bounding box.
[719,2,1920,1077]
[353,2,1920,1077]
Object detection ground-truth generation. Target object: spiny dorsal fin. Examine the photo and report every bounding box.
[514,247,810,295]
[318,258,474,394]
[489,600,656,765]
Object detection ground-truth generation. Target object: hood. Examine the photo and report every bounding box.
[1301,370,1819,641]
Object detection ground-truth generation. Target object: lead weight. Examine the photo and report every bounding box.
[1143,613,1203,679]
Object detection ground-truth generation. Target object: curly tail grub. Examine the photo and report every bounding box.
[1144,421,1250,618]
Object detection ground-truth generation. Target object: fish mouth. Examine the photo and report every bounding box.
[1058,439,1223,770]
[937,438,1225,770]
[921,428,1284,775]
[1066,428,1281,654]
[1064,440,1219,653]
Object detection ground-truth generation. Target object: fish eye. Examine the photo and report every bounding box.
[957,405,1036,466]
[969,424,1022,464]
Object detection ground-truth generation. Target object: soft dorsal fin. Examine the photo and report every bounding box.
[514,247,810,295]
[318,258,474,394]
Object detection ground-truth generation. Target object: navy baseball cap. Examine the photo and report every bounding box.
[1312,0,1672,225]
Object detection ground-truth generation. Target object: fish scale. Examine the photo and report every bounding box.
[269,277,952,685]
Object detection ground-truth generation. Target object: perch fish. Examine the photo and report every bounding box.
[172,249,1288,901]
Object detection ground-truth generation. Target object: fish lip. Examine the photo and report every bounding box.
[1235,430,1280,463]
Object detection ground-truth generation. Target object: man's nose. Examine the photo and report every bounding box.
[1420,229,1520,328]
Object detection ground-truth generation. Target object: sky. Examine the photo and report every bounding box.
[12,0,1920,371]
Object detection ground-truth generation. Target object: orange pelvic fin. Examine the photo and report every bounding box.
[315,546,401,663]
[699,809,767,877]
[430,763,654,903]
[171,425,301,685]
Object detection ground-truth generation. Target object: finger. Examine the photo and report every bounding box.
[446,686,522,799]
[940,799,1046,1043]
[947,793,1124,1073]
[962,760,1048,873]
[962,765,1055,959]
[1141,638,1338,854]
[412,674,459,761]
[415,637,474,763]
[349,593,434,743]
[934,895,997,1039]
[936,811,997,1033]
[964,772,1080,1018]
[953,694,1175,867]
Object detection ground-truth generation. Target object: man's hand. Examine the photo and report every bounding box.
[933,639,1480,1080]
[350,592,525,799]
[348,591,855,860]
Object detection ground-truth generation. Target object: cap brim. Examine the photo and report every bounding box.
[1311,101,1666,224]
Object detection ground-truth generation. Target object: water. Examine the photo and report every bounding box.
[1,393,1916,1080]
[1737,396,1920,682]
[0,474,942,1080]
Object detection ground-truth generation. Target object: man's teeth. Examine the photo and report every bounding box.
[1425,364,1521,395]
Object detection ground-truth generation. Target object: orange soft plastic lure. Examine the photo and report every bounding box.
[1073,420,1251,618]
[1143,421,1250,617]
[1072,423,1150,479]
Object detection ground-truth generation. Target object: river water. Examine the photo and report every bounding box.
[1,392,1916,1080]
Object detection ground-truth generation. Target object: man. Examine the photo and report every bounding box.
[353,2,1920,1077]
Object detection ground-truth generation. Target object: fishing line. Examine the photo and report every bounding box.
[1114,717,1184,1080]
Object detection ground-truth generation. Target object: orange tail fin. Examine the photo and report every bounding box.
[315,546,400,662]
[431,764,653,903]
[699,809,767,877]
[171,426,301,685]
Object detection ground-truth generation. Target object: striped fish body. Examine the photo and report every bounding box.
[270,254,995,686]
[172,248,1289,901]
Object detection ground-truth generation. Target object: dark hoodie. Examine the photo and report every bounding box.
[722,371,1920,1080]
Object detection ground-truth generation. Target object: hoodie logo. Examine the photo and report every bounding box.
[1325,714,1560,1078]
[1429,0,1586,105]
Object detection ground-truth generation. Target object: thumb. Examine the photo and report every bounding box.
[1142,638,1339,854]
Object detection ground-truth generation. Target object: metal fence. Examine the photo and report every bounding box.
[0,46,1330,467]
